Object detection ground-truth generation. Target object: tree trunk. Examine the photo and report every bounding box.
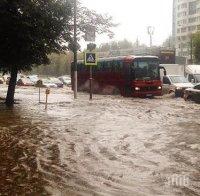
[5,67,18,106]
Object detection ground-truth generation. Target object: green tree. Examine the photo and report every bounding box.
[192,32,200,63]
[0,0,72,106]
[0,0,116,106]
[98,39,134,52]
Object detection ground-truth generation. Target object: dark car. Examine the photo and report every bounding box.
[184,83,200,103]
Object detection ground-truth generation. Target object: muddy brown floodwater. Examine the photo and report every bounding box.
[0,85,200,196]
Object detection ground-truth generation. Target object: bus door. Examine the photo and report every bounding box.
[123,59,134,96]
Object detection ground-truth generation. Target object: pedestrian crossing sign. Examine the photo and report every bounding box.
[84,52,97,66]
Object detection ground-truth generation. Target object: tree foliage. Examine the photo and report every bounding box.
[77,3,117,39]
[192,32,200,63]
[0,0,116,105]
[98,39,134,52]
[0,0,72,73]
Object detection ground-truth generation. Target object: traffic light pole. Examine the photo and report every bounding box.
[89,65,93,100]
[73,0,78,99]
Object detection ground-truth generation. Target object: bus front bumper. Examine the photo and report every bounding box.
[133,90,162,97]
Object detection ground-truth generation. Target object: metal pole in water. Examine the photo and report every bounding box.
[73,0,78,99]
[45,94,48,110]
[45,88,50,110]
[39,87,41,103]
[89,66,93,100]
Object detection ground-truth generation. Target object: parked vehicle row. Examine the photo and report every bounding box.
[1,72,200,103]
[0,74,71,88]
[162,74,200,103]
[162,75,194,97]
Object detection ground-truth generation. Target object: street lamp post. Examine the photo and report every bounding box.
[147,26,155,47]
[73,0,78,99]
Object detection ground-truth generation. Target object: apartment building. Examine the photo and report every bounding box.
[173,0,200,59]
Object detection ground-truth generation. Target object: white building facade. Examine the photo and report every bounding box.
[173,0,200,59]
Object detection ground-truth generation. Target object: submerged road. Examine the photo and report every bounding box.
[0,86,200,195]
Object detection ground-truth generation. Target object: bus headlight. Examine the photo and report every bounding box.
[135,87,140,91]
[158,86,162,90]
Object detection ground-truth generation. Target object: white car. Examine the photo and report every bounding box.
[185,64,200,84]
[27,75,39,84]
[162,75,194,97]
[35,78,57,88]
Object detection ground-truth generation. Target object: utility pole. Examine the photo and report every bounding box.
[190,34,193,64]
[147,26,155,47]
[73,0,78,99]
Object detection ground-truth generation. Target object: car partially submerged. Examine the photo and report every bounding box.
[17,77,34,86]
[184,83,200,103]
[27,75,39,84]
[35,78,57,88]
[162,75,194,97]
[58,75,71,86]
[49,77,63,88]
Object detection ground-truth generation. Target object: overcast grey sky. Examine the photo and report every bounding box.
[81,0,173,47]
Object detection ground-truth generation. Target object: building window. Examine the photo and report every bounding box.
[181,36,187,41]
[189,1,197,15]
[188,25,196,31]
[181,27,187,33]
[181,3,187,9]
[188,17,197,23]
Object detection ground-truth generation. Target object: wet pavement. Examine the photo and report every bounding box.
[0,85,200,196]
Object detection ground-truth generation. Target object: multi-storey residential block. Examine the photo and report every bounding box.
[173,0,200,59]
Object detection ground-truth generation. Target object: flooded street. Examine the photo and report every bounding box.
[0,86,200,196]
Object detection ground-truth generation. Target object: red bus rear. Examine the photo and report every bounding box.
[71,55,165,97]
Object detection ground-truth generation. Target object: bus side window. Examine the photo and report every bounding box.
[80,63,84,71]
[115,60,120,72]
[134,60,138,67]
[111,60,116,72]
[101,61,106,71]
[98,62,103,71]
[96,62,100,71]
[93,65,96,73]
[118,61,123,72]
[107,61,111,72]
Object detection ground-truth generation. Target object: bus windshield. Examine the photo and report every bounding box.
[133,59,159,80]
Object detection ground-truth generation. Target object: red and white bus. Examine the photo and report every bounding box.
[72,55,166,97]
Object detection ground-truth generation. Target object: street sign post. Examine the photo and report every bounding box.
[84,51,98,100]
[85,52,97,66]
